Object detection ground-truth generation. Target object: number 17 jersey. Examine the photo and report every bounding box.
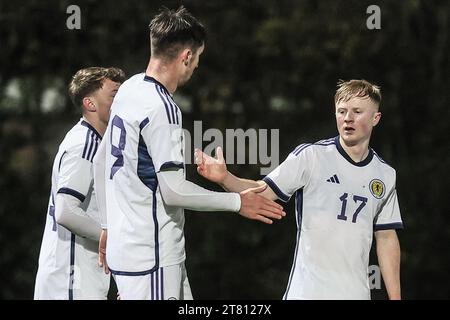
[263,136,403,300]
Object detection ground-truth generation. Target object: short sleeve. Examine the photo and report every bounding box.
[374,188,403,231]
[57,146,93,203]
[141,103,184,173]
[263,144,313,202]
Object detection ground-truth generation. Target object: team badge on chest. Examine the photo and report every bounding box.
[369,179,385,199]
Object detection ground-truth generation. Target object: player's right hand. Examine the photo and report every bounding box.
[239,184,286,224]
[195,146,228,184]
[98,229,109,274]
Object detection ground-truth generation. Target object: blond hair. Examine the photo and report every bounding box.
[335,79,381,107]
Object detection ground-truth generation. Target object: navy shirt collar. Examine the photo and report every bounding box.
[335,136,373,167]
[143,74,171,96]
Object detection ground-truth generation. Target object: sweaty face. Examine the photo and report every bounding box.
[90,79,121,124]
[335,97,381,147]
[179,44,204,87]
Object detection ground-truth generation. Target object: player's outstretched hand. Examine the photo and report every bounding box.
[195,146,228,184]
[239,184,286,224]
[98,229,109,274]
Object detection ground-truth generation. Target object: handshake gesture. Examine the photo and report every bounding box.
[195,147,285,224]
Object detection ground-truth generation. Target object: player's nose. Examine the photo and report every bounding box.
[344,112,354,122]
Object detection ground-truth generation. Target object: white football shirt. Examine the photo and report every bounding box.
[104,74,187,274]
[263,136,403,300]
[34,119,109,299]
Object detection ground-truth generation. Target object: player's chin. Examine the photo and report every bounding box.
[340,133,359,145]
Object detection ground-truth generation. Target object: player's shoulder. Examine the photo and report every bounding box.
[371,148,393,167]
[290,136,336,157]
[313,137,337,149]
[371,148,397,175]
[141,75,181,125]
[122,73,167,98]
[122,73,174,114]
[61,119,101,162]
[113,73,153,102]
[143,75,175,108]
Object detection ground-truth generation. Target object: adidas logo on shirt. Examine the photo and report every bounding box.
[326,174,340,184]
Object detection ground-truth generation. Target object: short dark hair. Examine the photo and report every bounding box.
[335,79,382,107]
[149,6,206,61]
[68,67,126,108]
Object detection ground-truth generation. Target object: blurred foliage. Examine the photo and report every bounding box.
[0,0,449,299]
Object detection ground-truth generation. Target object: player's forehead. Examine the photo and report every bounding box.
[99,78,121,91]
[90,79,120,99]
[335,96,377,110]
[103,78,121,86]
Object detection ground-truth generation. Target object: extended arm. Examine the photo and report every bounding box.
[375,229,401,300]
[195,147,278,200]
[157,169,284,224]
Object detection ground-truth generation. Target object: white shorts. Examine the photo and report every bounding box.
[114,262,192,300]
[34,238,110,300]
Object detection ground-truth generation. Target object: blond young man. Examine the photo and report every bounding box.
[196,79,403,300]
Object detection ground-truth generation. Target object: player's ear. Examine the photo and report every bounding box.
[373,111,381,127]
[180,48,191,66]
[82,97,96,113]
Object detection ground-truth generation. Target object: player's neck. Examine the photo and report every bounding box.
[339,136,370,163]
[146,60,178,94]
[82,115,106,137]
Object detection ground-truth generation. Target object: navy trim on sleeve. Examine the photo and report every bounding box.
[160,161,184,171]
[57,187,86,202]
[292,143,312,156]
[374,222,404,231]
[162,91,179,125]
[58,151,67,171]
[262,176,290,202]
[155,85,173,124]
[81,120,102,140]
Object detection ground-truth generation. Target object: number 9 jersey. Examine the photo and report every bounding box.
[102,74,186,275]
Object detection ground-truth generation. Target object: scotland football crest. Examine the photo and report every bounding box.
[369,179,385,199]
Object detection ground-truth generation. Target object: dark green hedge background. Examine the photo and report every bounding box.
[0,0,448,299]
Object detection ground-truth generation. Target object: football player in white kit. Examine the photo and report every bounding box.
[196,79,403,300]
[93,6,285,300]
[34,67,125,299]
